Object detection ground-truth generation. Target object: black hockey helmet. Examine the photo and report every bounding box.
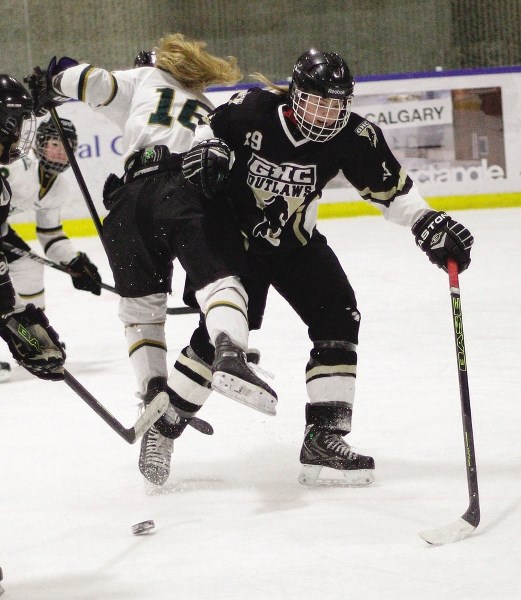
[0,74,36,165]
[34,117,78,174]
[134,50,156,68]
[289,49,354,142]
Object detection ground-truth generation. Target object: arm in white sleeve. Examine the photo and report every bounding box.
[190,123,216,148]
[36,207,76,265]
[53,64,129,109]
[378,184,431,227]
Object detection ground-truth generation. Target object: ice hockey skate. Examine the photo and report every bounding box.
[211,333,277,416]
[0,362,11,383]
[138,377,213,485]
[138,378,178,486]
[298,425,375,487]
[138,422,174,486]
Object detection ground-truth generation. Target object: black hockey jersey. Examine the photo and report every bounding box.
[207,87,426,252]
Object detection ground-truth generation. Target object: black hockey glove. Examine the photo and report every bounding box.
[0,250,16,317]
[25,56,78,117]
[182,138,231,200]
[65,252,102,295]
[0,304,65,380]
[102,173,124,210]
[412,210,474,273]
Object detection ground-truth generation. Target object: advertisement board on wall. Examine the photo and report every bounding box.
[6,66,521,231]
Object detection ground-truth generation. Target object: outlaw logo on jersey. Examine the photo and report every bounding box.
[355,120,377,147]
[247,154,317,246]
[247,154,316,194]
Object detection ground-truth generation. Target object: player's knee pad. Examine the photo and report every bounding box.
[118,293,167,325]
[309,340,357,367]
[308,303,360,345]
[195,275,248,314]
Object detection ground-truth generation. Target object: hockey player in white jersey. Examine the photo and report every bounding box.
[0,75,65,382]
[0,117,101,381]
[26,33,278,486]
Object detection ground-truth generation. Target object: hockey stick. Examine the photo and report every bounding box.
[63,369,169,444]
[419,258,480,545]
[48,109,201,317]
[166,306,198,315]
[2,241,116,294]
[49,107,106,247]
[47,109,203,318]
[5,239,199,314]
[5,241,199,313]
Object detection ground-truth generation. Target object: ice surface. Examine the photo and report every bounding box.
[1,208,519,599]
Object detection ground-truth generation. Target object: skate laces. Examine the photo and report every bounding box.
[323,433,356,459]
[164,402,181,425]
[143,426,173,466]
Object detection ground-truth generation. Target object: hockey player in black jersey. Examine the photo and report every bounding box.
[0,75,65,382]
[179,48,474,486]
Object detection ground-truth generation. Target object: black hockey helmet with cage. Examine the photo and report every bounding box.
[134,50,156,68]
[0,74,36,165]
[34,117,77,174]
[289,49,354,142]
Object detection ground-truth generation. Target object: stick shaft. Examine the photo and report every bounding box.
[63,369,135,443]
[49,110,198,317]
[49,108,106,246]
[3,241,116,293]
[166,306,199,315]
[447,259,480,527]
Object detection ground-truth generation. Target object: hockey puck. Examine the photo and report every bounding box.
[131,520,155,535]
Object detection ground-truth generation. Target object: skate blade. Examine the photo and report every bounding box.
[298,464,375,487]
[212,371,277,416]
[134,392,170,439]
[141,470,170,490]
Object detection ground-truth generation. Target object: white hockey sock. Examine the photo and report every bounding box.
[126,323,167,397]
[195,276,249,350]
[167,346,212,417]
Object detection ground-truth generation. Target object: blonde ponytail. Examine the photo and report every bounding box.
[250,72,289,95]
[155,33,242,92]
